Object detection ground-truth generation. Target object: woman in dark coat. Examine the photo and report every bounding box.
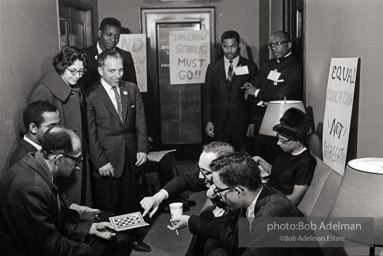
[28,46,91,206]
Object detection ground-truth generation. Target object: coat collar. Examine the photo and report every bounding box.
[40,72,72,102]
[23,152,57,191]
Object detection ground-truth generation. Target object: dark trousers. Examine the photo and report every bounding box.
[93,149,140,241]
[210,121,249,152]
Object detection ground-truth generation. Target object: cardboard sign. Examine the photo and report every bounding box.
[117,34,147,92]
[169,30,210,85]
[323,58,358,175]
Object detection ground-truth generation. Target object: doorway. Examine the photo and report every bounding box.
[141,7,215,149]
[58,0,93,49]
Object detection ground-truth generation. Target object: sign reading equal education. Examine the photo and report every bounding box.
[169,30,210,85]
[323,58,358,175]
[117,34,147,92]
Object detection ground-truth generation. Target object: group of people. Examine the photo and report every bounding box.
[0,14,317,256]
[140,106,318,255]
[203,30,303,163]
[1,17,150,255]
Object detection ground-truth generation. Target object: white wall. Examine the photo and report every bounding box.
[97,0,260,64]
[0,0,59,174]
[305,0,383,158]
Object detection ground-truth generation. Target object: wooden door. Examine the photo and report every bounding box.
[141,8,215,146]
[58,0,93,49]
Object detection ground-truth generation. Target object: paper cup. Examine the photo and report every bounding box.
[169,202,183,218]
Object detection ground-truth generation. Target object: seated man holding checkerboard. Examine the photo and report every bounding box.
[0,126,132,256]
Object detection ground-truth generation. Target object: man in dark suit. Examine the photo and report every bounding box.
[170,152,323,256]
[9,101,60,167]
[140,141,234,218]
[243,31,303,104]
[0,126,128,256]
[80,17,137,91]
[242,31,303,162]
[202,30,258,152]
[84,49,150,252]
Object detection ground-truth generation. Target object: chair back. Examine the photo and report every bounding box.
[298,156,342,217]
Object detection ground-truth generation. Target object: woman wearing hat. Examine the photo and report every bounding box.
[253,107,316,205]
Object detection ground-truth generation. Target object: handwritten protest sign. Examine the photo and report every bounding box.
[169,30,210,85]
[323,58,358,175]
[117,34,147,92]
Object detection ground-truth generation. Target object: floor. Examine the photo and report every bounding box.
[132,160,206,256]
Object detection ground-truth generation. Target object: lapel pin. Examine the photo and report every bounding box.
[123,91,128,95]
[95,55,98,60]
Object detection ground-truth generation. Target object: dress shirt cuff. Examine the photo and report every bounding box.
[159,189,169,200]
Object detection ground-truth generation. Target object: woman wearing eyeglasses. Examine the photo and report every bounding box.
[253,107,315,205]
[28,45,91,207]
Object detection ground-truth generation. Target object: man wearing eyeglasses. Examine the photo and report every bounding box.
[242,31,303,163]
[242,31,303,103]
[0,126,134,255]
[8,101,103,220]
[170,152,322,256]
[140,141,234,218]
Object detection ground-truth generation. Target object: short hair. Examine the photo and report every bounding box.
[210,152,262,191]
[97,49,124,67]
[41,126,79,157]
[23,101,57,130]
[221,30,240,44]
[272,31,291,42]
[100,17,121,31]
[202,141,234,158]
[52,46,88,75]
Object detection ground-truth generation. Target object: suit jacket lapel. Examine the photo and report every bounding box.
[119,83,129,124]
[96,83,122,123]
[218,58,227,84]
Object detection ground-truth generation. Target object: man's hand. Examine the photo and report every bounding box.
[213,206,226,217]
[205,122,214,137]
[247,123,255,137]
[140,190,167,218]
[70,203,101,221]
[136,152,147,166]
[241,82,259,100]
[167,215,190,230]
[70,203,99,213]
[89,222,116,240]
[98,163,114,177]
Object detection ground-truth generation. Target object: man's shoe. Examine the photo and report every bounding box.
[132,241,151,252]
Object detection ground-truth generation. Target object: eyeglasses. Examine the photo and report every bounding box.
[213,185,244,201]
[197,164,213,185]
[277,134,291,144]
[214,186,232,202]
[62,154,83,166]
[66,68,87,76]
[268,41,289,49]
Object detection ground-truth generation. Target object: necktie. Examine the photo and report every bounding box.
[227,60,234,84]
[111,86,123,122]
[246,207,255,232]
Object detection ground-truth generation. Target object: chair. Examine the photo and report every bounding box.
[298,156,342,217]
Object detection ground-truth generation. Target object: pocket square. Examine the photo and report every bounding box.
[131,105,135,108]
